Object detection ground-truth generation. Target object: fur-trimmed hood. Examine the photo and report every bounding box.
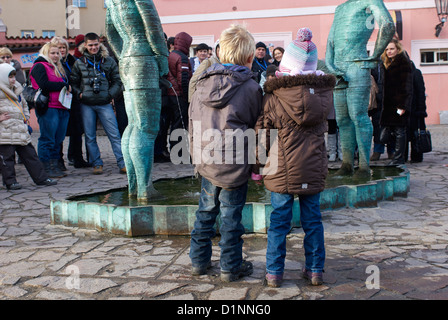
[263,73,336,94]
[78,42,110,60]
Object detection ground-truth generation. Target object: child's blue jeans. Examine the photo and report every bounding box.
[266,192,325,275]
[190,177,248,273]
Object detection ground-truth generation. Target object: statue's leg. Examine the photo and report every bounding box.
[128,88,162,201]
[346,85,372,175]
[122,90,137,197]
[334,88,356,175]
[345,64,372,176]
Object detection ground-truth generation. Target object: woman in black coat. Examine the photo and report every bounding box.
[380,39,413,165]
[407,62,428,162]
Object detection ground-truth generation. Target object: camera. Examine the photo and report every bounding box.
[89,77,102,94]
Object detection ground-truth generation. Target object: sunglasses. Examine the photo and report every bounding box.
[1,56,12,59]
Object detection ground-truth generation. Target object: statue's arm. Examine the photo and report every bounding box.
[368,0,395,59]
[134,0,169,77]
[325,22,344,76]
[105,7,123,58]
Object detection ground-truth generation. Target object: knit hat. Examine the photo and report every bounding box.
[278,28,318,76]
[256,42,267,50]
[74,34,85,58]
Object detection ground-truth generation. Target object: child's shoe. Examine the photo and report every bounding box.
[264,273,283,288]
[6,182,22,190]
[191,261,212,276]
[302,267,323,286]
[36,178,57,186]
[221,260,253,282]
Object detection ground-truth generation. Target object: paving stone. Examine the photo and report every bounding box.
[208,287,249,300]
[0,131,447,301]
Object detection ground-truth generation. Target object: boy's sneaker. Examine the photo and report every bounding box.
[36,178,57,186]
[302,267,323,286]
[264,273,283,288]
[191,261,212,276]
[93,165,103,175]
[6,182,22,190]
[119,167,127,174]
[221,260,253,282]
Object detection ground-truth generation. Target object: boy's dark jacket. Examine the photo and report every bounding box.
[70,43,122,106]
[189,63,263,189]
[255,73,336,195]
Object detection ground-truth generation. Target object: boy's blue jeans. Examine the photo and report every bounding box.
[266,192,325,275]
[80,103,125,169]
[190,177,248,273]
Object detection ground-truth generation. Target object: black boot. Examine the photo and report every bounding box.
[50,159,67,178]
[388,127,406,165]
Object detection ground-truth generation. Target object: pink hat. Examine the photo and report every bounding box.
[278,28,318,76]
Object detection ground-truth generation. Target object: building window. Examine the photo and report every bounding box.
[21,30,35,38]
[72,0,86,7]
[42,30,56,38]
[421,49,448,65]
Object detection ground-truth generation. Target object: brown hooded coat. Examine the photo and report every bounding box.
[255,73,336,195]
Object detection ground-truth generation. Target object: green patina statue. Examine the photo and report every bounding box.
[105,0,169,201]
[326,0,395,176]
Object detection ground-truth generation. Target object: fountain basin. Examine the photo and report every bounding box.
[50,165,410,236]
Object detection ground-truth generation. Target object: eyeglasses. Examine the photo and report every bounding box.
[1,56,12,59]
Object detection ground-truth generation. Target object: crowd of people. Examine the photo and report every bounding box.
[0,24,427,288]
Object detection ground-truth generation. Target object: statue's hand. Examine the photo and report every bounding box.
[156,55,169,78]
[353,58,378,69]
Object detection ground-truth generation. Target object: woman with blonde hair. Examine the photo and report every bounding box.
[379,38,413,165]
[50,37,90,169]
[0,47,26,85]
[30,41,71,178]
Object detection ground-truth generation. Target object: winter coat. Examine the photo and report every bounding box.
[70,43,122,106]
[380,52,413,127]
[189,63,263,189]
[61,54,76,81]
[188,55,220,102]
[0,64,31,146]
[30,56,69,110]
[255,73,336,195]
[409,63,427,132]
[12,59,26,85]
[167,32,193,99]
[251,57,271,83]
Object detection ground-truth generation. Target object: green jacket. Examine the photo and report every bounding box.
[70,43,122,106]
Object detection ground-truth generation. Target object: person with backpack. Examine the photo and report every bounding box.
[166,32,193,154]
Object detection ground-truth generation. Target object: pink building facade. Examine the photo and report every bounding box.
[155,0,448,125]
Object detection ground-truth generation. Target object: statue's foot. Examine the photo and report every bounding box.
[334,162,354,176]
[353,167,371,179]
[136,185,165,204]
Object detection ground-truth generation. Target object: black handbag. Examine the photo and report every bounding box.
[414,128,432,153]
[22,86,48,115]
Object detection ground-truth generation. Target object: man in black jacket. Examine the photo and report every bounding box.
[251,42,271,83]
[70,33,125,175]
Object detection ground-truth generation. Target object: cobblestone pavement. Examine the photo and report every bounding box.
[0,125,447,301]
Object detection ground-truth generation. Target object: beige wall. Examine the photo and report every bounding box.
[1,0,106,38]
[68,1,107,37]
